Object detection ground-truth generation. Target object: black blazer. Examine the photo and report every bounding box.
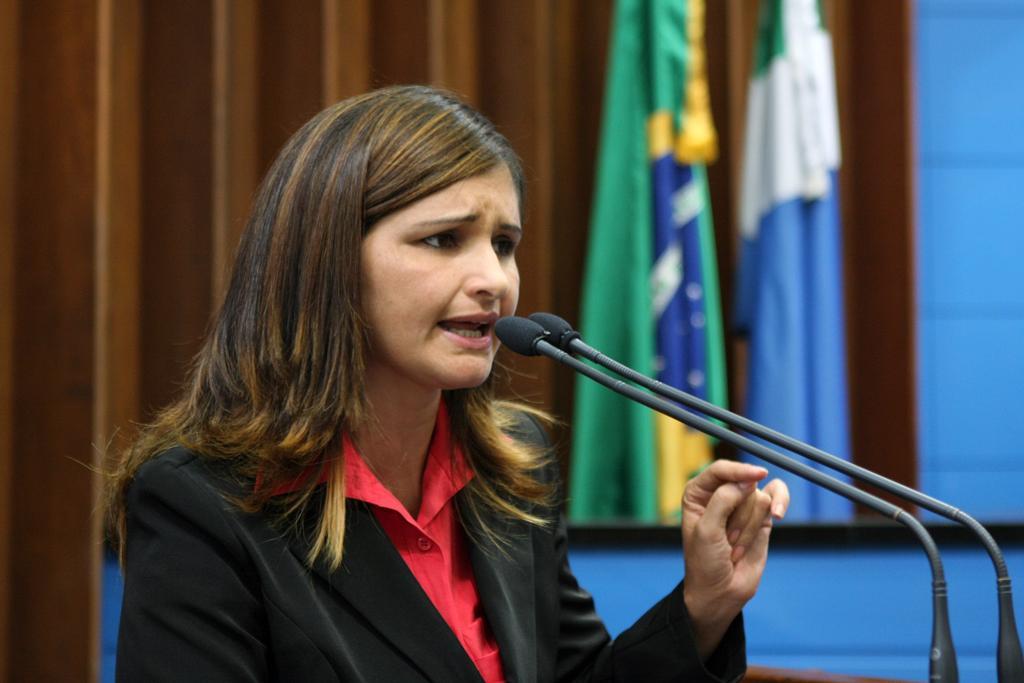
[116,419,745,682]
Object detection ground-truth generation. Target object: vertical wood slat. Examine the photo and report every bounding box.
[95,0,141,477]
[370,0,431,88]
[12,2,99,680]
[139,2,214,417]
[841,1,918,503]
[93,2,140,679]
[545,0,613,461]
[257,0,324,171]
[322,0,371,104]
[0,1,17,678]
[525,0,554,354]
[827,0,855,431]
[547,0,587,445]
[427,0,478,104]
[547,0,612,330]
[212,0,258,305]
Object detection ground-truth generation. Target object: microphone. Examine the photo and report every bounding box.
[495,315,960,682]
[528,312,1024,683]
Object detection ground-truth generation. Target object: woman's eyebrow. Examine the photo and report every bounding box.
[415,213,479,227]
[414,215,523,235]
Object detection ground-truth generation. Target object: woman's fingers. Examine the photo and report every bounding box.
[763,477,791,520]
[684,464,791,565]
[723,477,790,561]
[729,478,789,563]
[722,476,790,536]
[692,460,769,490]
[728,489,772,562]
[695,480,754,545]
[685,460,768,510]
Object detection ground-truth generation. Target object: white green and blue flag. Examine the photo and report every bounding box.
[735,0,852,520]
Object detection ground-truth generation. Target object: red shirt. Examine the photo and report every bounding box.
[266,402,506,682]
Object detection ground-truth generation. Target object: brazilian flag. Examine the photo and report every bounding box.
[570,0,726,522]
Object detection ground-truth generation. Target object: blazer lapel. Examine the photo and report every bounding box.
[467,507,538,683]
[292,500,483,683]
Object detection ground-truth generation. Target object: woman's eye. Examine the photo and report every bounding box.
[494,237,518,257]
[423,233,457,249]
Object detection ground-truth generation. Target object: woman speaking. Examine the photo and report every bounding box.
[106,85,788,682]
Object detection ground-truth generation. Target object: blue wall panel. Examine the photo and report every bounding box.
[922,471,1024,521]
[920,0,1024,10]
[918,5,1024,163]
[916,0,1024,521]
[918,318,1024,467]
[918,167,1024,310]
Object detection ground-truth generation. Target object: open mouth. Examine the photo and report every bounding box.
[439,321,490,338]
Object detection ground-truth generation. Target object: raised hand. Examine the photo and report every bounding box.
[680,460,790,660]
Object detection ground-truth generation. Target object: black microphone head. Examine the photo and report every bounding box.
[494,317,547,356]
[528,312,581,351]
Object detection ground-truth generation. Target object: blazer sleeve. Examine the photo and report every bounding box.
[116,451,270,682]
[551,509,746,683]
[516,413,746,683]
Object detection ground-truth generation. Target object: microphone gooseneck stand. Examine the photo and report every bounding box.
[495,316,959,683]
[528,312,1023,683]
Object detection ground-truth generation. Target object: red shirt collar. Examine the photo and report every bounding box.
[259,399,474,515]
[345,399,473,526]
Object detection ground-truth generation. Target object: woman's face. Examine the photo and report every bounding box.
[360,165,521,397]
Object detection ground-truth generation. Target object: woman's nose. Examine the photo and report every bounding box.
[464,243,510,301]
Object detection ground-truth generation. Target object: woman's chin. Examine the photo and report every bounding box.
[439,374,491,391]
[436,365,494,391]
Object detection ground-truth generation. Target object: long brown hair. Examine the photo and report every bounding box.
[106,85,552,569]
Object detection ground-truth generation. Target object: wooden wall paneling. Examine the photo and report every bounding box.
[369,0,430,88]
[0,1,17,678]
[95,0,141,483]
[546,0,612,455]
[94,7,141,677]
[257,0,324,170]
[839,1,918,504]
[12,2,100,680]
[553,0,613,335]
[427,0,478,104]
[547,0,585,436]
[478,1,555,408]
[212,0,258,304]
[826,0,854,272]
[827,1,855,445]
[322,0,371,104]
[140,1,214,417]
[704,0,736,313]
[827,0,866,502]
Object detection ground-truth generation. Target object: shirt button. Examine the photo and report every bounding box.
[417,537,433,552]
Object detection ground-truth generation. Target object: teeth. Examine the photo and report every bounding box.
[448,327,483,338]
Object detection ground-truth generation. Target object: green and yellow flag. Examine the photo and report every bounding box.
[570,0,726,522]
